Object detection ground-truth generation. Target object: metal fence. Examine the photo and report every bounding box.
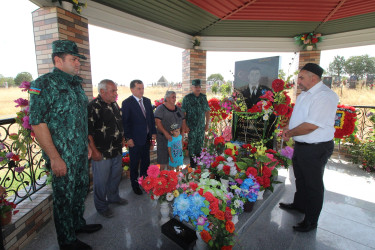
[353,105,375,139]
[0,118,46,204]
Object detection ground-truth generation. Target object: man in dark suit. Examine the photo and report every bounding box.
[241,67,272,109]
[121,80,157,195]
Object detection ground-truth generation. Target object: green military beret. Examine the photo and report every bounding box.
[192,79,201,86]
[52,40,87,60]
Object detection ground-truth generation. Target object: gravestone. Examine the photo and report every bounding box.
[323,76,332,88]
[349,75,357,89]
[232,112,276,149]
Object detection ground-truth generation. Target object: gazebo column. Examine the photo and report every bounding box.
[293,50,321,100]
[182,49,207,96]
[32,7,93,100]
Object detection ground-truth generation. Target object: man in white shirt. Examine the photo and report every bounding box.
[279,63,339,232]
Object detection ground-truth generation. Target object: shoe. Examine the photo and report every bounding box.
[113,198,128,205]
[279,202,304,213]
[293,220,317,232]
[75,224,103,234]
[60,239,92,250]
[98,208,114,218]
[133,187,143,195]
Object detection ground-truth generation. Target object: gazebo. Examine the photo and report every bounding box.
[2,0,374,248]
[29,0,375,99]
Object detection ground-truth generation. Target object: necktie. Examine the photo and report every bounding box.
[139,99,146,117]
[251,86,257,99]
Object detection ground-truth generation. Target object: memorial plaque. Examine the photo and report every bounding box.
[323,76,332,88]
[234,56,280,109]
[349,75,357,89]
[366,74,374,87]
[232,112,276,148]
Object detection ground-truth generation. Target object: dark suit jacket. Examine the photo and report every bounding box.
[242,85,271,109]
[121,96,157,146]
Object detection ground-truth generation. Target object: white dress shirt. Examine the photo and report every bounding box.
[289,81,339,143]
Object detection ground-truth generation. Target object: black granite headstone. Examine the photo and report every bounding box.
[232,112,276,149]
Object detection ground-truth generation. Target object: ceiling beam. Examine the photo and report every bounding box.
[314,0,347,33]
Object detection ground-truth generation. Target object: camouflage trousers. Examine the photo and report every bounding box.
[188,127,205,157]
[50,155,89,245]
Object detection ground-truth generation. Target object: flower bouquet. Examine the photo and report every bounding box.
[210,148,240,181]
[294,32,323,50]
[0,190,19,225]
[153,98,164,109]
[138,165,179,203]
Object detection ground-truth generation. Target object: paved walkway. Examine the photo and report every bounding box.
[23,156,375,250]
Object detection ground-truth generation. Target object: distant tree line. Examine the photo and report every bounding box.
[327,54,375,82]
[0,72,33,87]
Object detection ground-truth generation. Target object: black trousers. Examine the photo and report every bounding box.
[292,140,334,224]
[129,139,151,188]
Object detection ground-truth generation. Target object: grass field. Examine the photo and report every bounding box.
[0,85,374,119]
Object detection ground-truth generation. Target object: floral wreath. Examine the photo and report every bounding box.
[334,105,357,139]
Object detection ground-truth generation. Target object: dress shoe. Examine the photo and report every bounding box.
[75,224,103,234]
[293,220,317,232]
[60,239,92,250]
[112,198,128,205]
[98,208,114,218]
[279,202,304,213]
[133,187,143,195]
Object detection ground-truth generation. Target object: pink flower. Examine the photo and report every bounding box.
[147,165,160,178]
[235,178,243,185]
[281,146,294,159]
[19,81,31,92]
[14,98,29,108]
[22,116,32,130]
[138,176,144,186]
[260,91,274,102]
[222,126,232,142]
[197,216,207,226]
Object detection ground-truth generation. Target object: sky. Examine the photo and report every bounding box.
[1,0,375,86]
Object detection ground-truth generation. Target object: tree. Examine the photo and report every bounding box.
[0,75,15,87]
[211,82,219,94]
[207,73,224,84]
[14,72,33,86]
[345,55,375,79]
[219,81,232,96]
[328,55,346,81]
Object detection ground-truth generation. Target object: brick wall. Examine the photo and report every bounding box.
[182,49,207,96]
[32,6,93,100]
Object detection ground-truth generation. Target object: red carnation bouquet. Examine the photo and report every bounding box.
[138,165,179,203]
[334,105,357,139]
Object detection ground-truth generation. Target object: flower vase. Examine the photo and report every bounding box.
[160,202,170,225]
[61,1,73,12]
[1,211,12,226]
[243,201,255,213]
[257,190,265,200]
[194,231,207,250]
[306,45,313,51]
[232,215,239,225]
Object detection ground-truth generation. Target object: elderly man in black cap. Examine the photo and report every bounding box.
[181,79,210,167]
[279,63,339,232]
[29,40,101,249]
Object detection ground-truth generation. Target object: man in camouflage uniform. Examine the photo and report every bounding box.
[181,79,210,167]
[29,40,101,250]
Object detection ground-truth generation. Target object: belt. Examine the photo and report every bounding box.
[295,140,332,146]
